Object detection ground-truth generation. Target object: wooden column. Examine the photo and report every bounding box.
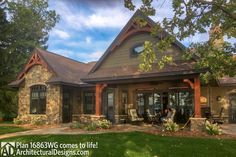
[95,84,107,116]
[183,76,201,118]
[194,76,201,118]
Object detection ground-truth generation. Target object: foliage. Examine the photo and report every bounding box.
[97,119,112,129]
[31,116,46,125]
[13,117,23,125]
[205,120,222,135]
[3,132,236,157]
[70,122,86,129]
[163,119,179,132]
[0,0,59,118]
[85,122,98,131]
[71,119,112,131]
[124,0,236,82]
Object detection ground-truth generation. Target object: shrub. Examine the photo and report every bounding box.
[85,123,98,131]
[31,116,46,125]
[205,120,222,135]
[97,119,112,129]
[13,118,23,125]
[71,122,85,129]
[163,119,179,132]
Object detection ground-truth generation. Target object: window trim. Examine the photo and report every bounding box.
[30,85,47,115]
[130,43,144,57]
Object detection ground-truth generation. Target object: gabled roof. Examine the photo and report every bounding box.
[9,48,96,87]
[89,10,186,74]
[82,10,196,83]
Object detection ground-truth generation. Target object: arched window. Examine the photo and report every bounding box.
[30,85,46,114]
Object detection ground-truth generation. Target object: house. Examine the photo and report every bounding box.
[9,10,236,126]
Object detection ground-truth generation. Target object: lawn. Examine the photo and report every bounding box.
[1,132,236,157]
[0,126,29,135]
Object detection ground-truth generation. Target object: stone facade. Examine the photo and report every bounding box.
[73,114,105,123]
[190,118,206,131]
[17,65,62,124]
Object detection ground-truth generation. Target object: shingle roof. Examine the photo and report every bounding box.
[218,76,236,86]
[82,60,203,83]
[9,48,96,87]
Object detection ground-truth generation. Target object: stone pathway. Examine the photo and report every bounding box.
[221,124,236,136]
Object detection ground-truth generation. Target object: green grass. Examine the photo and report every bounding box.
[1,132,236,157]
[0,126,29,135]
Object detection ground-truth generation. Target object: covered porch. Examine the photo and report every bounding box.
[93,74,202,124]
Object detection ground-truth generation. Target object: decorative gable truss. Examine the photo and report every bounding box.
[110,19,152,52]
[18,52,52,79]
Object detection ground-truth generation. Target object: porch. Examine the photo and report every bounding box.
[79,74,202,125]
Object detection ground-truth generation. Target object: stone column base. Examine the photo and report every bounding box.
[72,114,106,123]
[190,118,206,131]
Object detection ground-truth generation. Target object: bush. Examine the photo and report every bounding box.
[71,122,85,129]
[97,119,112,129]
[71,119,112,131]
[31,116,46,125]
[163,119,179,132]
[205,120,222,135]
[13,118,23,125]
[3,112,17,122]
[85,123,98,131]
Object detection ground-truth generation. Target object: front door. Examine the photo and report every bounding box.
[62,90,72,123]
[103,89,115,123]
[229,93,236,123]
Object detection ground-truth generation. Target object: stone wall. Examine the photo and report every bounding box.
[17,65,62,124]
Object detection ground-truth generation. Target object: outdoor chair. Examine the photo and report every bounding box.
[128,109,144,123]
[146,109,157,124]
[162,108,176,123]
[211,107,224,124]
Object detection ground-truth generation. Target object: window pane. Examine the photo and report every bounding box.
[121,91,128,115]
[137,93,144,116]
[84,92,95,114]
[107,93,114,107]
[30,85,46,114]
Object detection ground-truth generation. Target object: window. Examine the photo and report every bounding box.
[137,93,145,116]
[30,85,46,114]
[84,92,95,114]
[131,44,144,56]
[121,91,128,115]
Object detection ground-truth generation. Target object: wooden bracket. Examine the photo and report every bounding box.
[183,79,194,89]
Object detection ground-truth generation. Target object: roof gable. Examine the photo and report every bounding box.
[89,10,186,73]
[18,49,53,79]
[12,48,96,87]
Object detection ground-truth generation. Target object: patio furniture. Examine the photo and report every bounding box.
[211,107,224,124]
[162,108,176,123]
[128,109,144,123]
[146,109,157,124]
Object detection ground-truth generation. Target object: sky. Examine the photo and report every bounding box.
[47,0,213,63]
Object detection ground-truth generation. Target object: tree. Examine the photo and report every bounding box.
[124,0,236,83]
[0,0,59,120]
